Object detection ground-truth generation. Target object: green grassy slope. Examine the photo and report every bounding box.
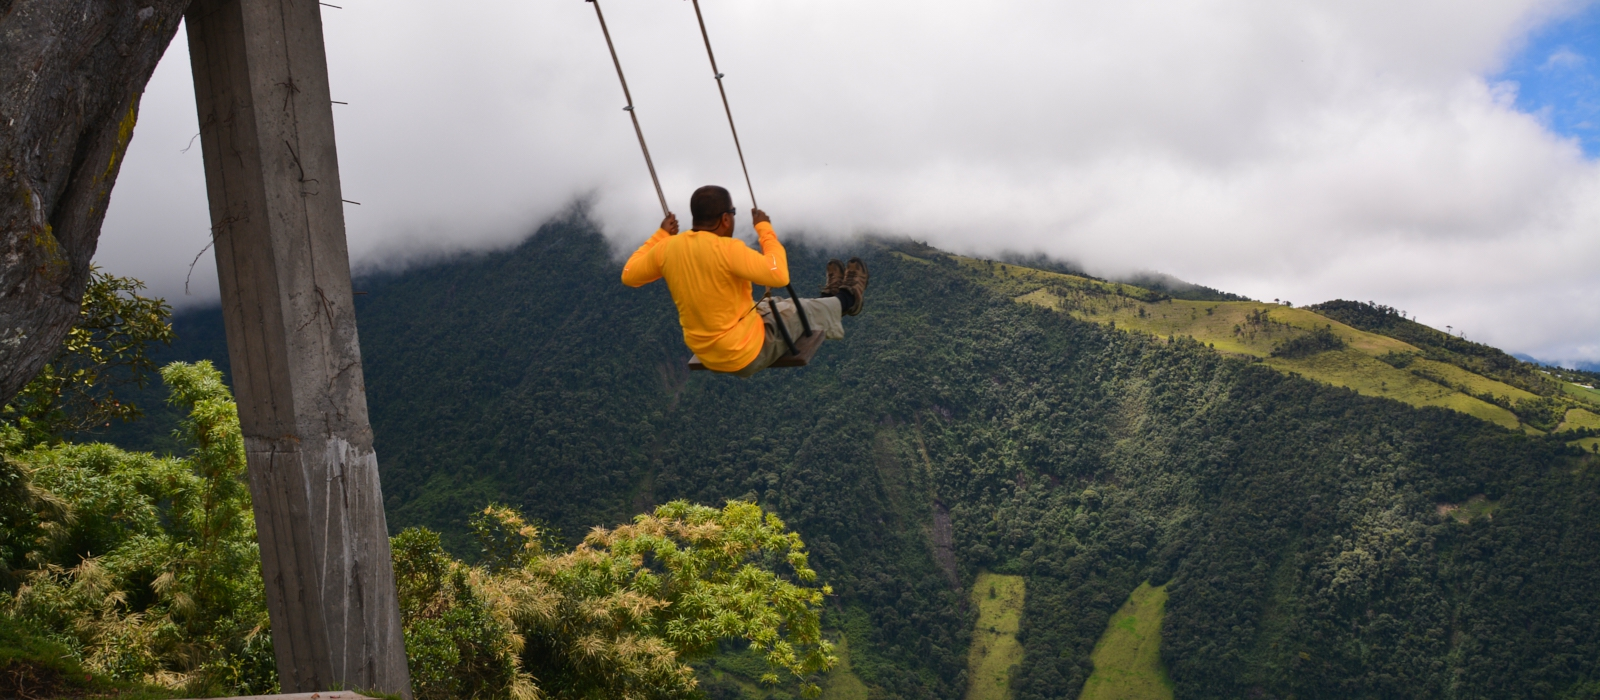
[1562,408,1600,432]
[966,572,1026,700]
[912,249,1582,432]
[821,636,872,700]
[1012,272,1528,428]
[123,222,1600,700]
[1309,299,1558,395]
[1078,583,1173,700]
[1564,381,1600,406]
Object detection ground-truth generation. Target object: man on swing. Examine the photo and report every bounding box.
[622,185,868,377]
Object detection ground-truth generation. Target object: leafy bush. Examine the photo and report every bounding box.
[393,526,526,700]
[395,500,835,699]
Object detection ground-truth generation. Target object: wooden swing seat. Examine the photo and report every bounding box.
[688,330,823,372]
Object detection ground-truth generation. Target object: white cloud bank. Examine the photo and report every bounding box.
[96,0,1600,364]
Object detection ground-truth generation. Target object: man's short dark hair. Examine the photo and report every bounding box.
[690,185,734,227]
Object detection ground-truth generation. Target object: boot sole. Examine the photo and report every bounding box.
[842,257,868,316]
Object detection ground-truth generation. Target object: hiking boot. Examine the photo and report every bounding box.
[840,257,869,316]
[820,259,846,297]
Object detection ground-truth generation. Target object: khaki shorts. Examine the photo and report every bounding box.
[728,296,845,378]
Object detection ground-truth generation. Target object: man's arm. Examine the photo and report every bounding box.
[726,209,789,287]
[621,213,679,287]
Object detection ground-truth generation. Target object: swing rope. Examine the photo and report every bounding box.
[690,0,758,211]
[689,1,812,342]
[587,0,669,216]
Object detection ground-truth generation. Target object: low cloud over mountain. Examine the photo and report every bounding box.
[97,0,1600,364]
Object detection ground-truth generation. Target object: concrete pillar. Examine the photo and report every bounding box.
[184,1,410,697]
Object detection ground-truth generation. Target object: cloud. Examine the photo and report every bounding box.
[1543,47,1589,69]
[96,0,1600,364]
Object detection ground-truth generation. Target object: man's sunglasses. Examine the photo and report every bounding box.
[726,207,738,216]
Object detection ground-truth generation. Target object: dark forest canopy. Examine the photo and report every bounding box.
[115,214,1600,699]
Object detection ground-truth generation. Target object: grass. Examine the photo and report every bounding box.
[1405,358,1539,405]
[1014,289,1405,357]
[1037,293,1526,429]
[948,253,1535,430]
[961,262,1161,304]
[899,247,1562,432]
[1562,381,1600,407]
[0,615,179,700]
[1572,437,1600,454]
[900,249,1592,435]
[1558,408,1600,432]
[1438,495,1500,524]
[821,635,871,700]
[1078,582,1174,700]
[1265,351,1522,429]
[966,572,1026,700]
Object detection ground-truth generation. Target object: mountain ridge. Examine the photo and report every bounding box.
[107,214,1600,699]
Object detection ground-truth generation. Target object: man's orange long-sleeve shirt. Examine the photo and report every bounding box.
[622,222,789,372]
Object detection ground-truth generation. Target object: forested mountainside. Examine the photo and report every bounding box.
[118,212,1600,699]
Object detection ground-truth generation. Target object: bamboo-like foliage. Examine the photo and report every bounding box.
[2,361,274,695]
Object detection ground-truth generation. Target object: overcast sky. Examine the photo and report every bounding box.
[96,0,1600,365]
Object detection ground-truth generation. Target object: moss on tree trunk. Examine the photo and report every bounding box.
[0,0,188,404]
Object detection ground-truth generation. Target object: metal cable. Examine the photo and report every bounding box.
[589,0,669,216]
[691,0,757,210]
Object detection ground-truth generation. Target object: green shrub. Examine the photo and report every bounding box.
[1270,326,1347,359]
[1512,397,1568,432]
[1,361,273,696]
[1377,350,1415,368]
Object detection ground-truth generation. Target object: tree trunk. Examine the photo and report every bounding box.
[0,0,190,405]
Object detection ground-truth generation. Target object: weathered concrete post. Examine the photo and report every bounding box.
[184,1,411,696]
